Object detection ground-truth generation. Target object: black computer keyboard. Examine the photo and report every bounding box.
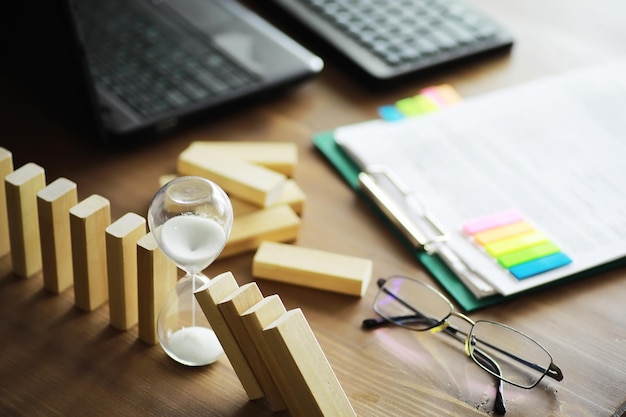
[270,0,513,81]
[75,0,259,118]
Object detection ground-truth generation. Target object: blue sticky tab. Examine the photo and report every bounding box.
[509,253,572,279]
[378,105,405,122]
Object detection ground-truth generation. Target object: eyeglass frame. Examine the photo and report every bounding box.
[363,276,564,414]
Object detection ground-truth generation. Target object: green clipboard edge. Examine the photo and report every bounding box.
[313,131,626,311]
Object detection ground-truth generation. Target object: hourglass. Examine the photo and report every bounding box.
[148,176,233,366]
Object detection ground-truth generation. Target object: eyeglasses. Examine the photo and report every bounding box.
[362,276,563,415]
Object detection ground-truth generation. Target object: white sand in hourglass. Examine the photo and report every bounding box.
[165,326,223,366]
[159,215,226,268]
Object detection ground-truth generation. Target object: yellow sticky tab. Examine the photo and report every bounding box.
[485,230,548,257]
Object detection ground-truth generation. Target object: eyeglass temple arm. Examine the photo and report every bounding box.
[472,347,507,415]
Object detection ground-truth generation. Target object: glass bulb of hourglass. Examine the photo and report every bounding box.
[148,176,233,366]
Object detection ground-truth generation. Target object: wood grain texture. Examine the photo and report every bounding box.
[4,162,46,278]
[37,177,78,293]
[0,147,13,257]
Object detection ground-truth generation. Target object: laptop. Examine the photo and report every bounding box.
[0,0,323,145]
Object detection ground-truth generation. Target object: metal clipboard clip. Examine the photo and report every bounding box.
[358,167,497,298]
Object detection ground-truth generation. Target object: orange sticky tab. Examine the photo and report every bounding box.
[473,221,535,246]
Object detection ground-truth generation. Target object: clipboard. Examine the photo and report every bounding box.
[314,82,626,311]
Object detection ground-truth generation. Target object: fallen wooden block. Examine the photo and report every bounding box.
[0,147,14,257]
[37,177,78,293]
[252,241,373,297]
[231,179,306,216]
[5,162,46,278]
[222,205,301,258]
[240,295,310,416]
[262,308,357,417]
[194,271,264,400]
[177,147,286,207]
[218,283,286,411]
[136,232,177,345]
[106,212,146,331]
[70,194,111,312]
[186,141,298,177]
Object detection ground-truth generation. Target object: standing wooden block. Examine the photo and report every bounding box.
[69,194,111,312]
[106,212,146,331]
[218,283,286,411]
[194,271,264,400]
[262,309,356,417]
[4,162,46,278]
[0,147,14,257]
[37,177,78,293]
[136,232,177,345]
[177,148,286,207]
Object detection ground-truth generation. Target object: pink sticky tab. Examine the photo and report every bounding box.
[463,210,524,236]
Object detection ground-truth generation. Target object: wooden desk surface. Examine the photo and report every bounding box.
[2,1,626,416]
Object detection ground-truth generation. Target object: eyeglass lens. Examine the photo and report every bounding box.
[468,321,553,388]
[373,276,453,331]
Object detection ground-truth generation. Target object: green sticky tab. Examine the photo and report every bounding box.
[412,94,440,113]
[497,241,561,268]
[395,97,422,116]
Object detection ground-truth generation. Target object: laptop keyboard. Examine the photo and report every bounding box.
[270,0,513,80]
[75,0,260,118]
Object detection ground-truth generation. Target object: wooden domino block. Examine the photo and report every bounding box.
[4,162,46,278]
[218,283,286,411]
[186,141,298,177]
[0,147,14,257]
[262,308,356,417]
[221,205,301,258]
[37,177,78,293]
[272,179,305,215]
[136,232,177,345]
[252,241,373,297]
[240,295,311,416]
[106,212,146,331]
[194,271,264,400]
[177,147,286,207]
[69,194,111,312]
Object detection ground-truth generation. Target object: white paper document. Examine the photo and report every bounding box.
[335,59,626,296]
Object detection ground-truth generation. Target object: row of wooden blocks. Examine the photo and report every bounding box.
[0,143,311,341]
[195,271,356,417]
[1,147,182,345]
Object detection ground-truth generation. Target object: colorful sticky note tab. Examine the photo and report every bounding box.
[485,230,549,257]
[473,221,534,245]
[395,97,424,116]
[509,253,572,279]
[420,84,463,106]
[463,209,572,280]
[462,209,524,235]
[378,105,405,122]
[497,241,560,268]
[377,84,462,122]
